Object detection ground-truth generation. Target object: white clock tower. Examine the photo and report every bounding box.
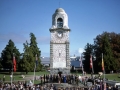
[49,8,70,74]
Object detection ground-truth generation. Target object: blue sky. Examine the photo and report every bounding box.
[0,0,120,57]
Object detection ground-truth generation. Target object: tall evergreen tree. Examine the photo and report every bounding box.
[94,32,117,72]
[21,33,42,73]
[110,32,120,70]
[1,39,20,72]
[102,33,115,72]
[0,57,2,69]
[19,41,31,73]
[29,33,42,71]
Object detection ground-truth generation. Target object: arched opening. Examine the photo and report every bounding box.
[57,18,63,28]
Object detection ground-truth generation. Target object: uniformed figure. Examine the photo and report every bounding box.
[71,74,73,84]
[44,74,45,84]
[58,75,61,83]
[41,76,43,85]
[76,76,79,85]
[48,74,50,83]
[63,75,66,83]
[10,74,12,83]
[46,74,48,83]
[50,74,53,83]
[56,74,58,83]
[3,75,5,82]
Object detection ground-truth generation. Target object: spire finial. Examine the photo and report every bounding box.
[59,1,61,8]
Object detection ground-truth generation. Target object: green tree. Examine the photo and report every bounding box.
[102,33,115,72]
[29,33,42,71]
[19,41,31,73]
[94,32,117,72]
[83,43,94,73]
[110,32,120,70]
[0,57,2,69]
[20,33,42,73]
[1,39,20,72]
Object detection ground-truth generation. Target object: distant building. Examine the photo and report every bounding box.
[41,57,50,66]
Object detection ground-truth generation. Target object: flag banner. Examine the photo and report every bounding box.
[13,55,16,72]
[90,55,92,69]
[102,54,104,71]
[79,56,82,67]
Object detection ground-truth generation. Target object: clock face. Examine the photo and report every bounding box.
[57,31,63,38]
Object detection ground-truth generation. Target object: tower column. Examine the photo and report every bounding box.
[50,41,53,68]
[66,41,70,74]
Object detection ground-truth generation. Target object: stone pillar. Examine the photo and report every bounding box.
[50,41,53,74]
[66,41,70,74]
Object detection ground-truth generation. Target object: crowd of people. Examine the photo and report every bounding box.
[0,73,119,90]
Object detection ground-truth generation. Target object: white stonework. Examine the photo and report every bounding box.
[52,44,66,68]
[51,31,69,43]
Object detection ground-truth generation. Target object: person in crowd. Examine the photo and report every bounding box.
[3,75,5,82]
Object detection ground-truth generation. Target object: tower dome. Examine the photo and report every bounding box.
[55,8,65,13]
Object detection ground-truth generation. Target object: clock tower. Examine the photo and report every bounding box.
[49,8,70,74]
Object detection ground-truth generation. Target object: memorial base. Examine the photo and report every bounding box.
[50,68,70,75]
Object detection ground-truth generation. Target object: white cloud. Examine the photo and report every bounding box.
[78,48,84,54]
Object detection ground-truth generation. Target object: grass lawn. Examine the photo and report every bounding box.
[0,71,49,84]
[101,74,120,81]
[0,71,120,84]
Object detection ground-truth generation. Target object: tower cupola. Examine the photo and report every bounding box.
[51,8,69,29]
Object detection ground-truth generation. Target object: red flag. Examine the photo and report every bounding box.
[13,56,16,72]
[90,55,92,69]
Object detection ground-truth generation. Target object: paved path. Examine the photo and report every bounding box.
[45,83,87,88]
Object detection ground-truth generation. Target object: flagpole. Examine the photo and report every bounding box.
[11,53,14,85]
[80,53,84,76]
[11,60,13,85]
[91,55,94,74]
[33,63,36,85]
[102,53,105,81]
[102,53,106,90]
[33,54,37,85]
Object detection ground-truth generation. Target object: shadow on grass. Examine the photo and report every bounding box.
[0,72,26,75]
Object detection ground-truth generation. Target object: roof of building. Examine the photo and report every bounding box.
[41,57,50,64]
[71,61,81,67]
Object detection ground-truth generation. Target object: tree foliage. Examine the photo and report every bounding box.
[19,33,42,73]
[0,57,2,68]
[94,32,120,72]
[1,39,20,71]
[83,32,120,73]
